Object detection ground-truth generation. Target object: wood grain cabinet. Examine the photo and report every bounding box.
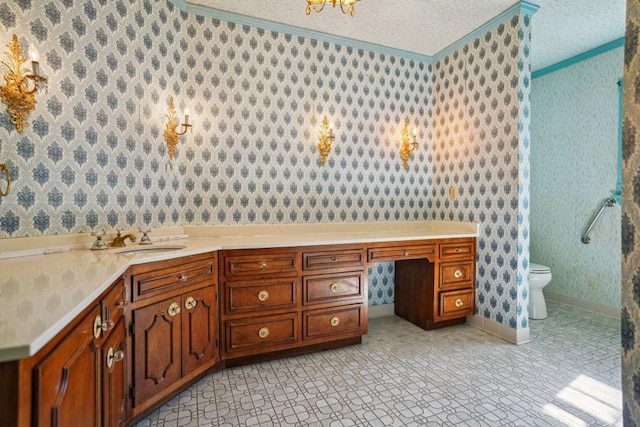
[126,252,219,417]
[0,235,477,427]
[220,245,367,362]
[32,305,102,427]
[384,238,476,330]
[220,248,301,359]
[2,276,129,427]
[301,247,367,344]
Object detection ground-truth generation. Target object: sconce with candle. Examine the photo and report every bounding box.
[317,115,335,166]
[399,123,418,170]
[0,34,48,133]
[163,96,191,159]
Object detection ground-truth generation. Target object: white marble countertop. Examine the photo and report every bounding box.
[0,221,477,362]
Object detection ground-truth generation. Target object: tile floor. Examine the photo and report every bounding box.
[134,302,622,426]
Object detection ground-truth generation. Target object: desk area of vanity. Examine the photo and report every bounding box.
[0,221,477,426]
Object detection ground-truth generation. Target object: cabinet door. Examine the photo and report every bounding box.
[182,286,218,376]
[33,306,101,427]
[132,298,182,407]
[103,318,127,427]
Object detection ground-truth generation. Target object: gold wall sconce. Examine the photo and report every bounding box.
[399,123,418,170]
[163,96,191,159]
[316,115,335,166]
[0,163,10,197]
[0,34,48,133]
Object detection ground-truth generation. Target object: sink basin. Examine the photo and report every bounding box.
[113,244,186,255]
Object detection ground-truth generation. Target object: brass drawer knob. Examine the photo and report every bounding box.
[168,302,181,316]
[330,256,338,262]
[330,316,340,327]
[184,296,197,310]
[93,315,102,339]
[454,269,463,279]
[258,290,269,301]
[454,298,464,308]
[330,283,340,293]
[258,327,270,338]
[106,347,125,369]
[260,262,268,269]
[403,250,409,256]
[178,274,188,282]
[101,319,115,332]
[455,248,462,253]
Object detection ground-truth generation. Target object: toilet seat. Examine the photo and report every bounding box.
[530,263,550,274]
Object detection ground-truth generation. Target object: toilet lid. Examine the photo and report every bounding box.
[530,263,550,274]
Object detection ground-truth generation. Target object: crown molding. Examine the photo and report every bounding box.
[169,0,539,64]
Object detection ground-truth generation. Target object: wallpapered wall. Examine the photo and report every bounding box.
[0,0,532,329]
[430,15,532,330]
[531,47,623,310]
[622,0,640,422]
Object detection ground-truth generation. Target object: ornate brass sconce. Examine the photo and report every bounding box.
[163,96,191,159]
[399,123,418,170]
[317,115,335,166]
[0,34,47,133]
[0,163,10,197]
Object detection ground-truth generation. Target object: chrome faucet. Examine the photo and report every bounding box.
[111,230,137,247]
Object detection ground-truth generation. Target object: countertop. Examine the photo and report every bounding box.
[0,221,477,362]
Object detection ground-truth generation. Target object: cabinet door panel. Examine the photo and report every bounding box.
[133,298,182,407]
[103,318,127,427]
[33,306,101,427]
[182,287,218,376]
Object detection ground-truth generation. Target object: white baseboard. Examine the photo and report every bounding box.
[467,315,530,345]
[368,303,395,318]
[544,292,620,319]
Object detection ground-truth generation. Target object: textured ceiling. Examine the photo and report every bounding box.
[190,0,626,71]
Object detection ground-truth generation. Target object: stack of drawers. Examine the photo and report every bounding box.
[437,241,475,320]
[219,245,367,360]
[301,247,367,344]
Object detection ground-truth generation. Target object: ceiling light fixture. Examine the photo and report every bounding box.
[306,0,360,16]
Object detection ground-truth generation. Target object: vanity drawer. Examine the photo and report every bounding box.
[303,272,363,306]
[439,289,474,318]
[303,305,365,340]
[223,252,298,278]
[225,313,298,354]
[131,257,216,302]
[439,241,474,260]
[225,277,298,314]
[302,249,365,271]
[367,244,436,263]
[439,261,474,290]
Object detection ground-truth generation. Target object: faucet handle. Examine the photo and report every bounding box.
[139,228,153,245]
[90,230,108,250]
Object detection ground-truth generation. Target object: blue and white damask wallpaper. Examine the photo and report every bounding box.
[0,0,532,331]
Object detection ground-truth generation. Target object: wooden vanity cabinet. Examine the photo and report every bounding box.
[220,245,367,361]
[32,304,102,427]
[126,252,219,418]
[301,246,367,344]
[380,237,477,330]
[220,248,301,359]
[0,276,128,427]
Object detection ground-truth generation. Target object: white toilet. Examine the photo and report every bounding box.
[528,263,552,319]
